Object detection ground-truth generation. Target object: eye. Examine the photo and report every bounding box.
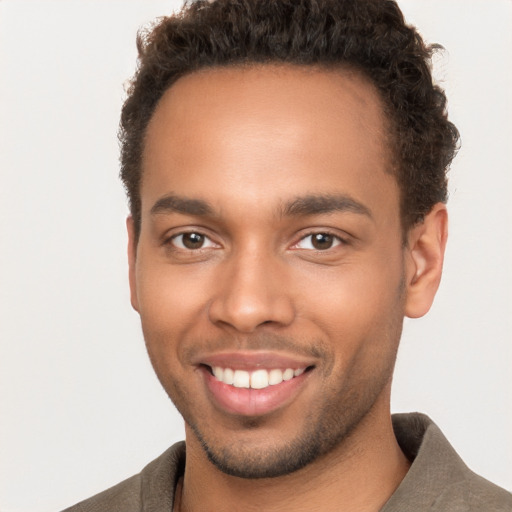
[295,232,343,251]
[171,232,217,250]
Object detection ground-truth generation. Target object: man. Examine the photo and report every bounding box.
[63,0,512,510]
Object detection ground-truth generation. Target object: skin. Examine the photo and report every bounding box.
[128,65,447,511]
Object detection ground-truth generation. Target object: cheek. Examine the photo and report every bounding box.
[134,258,213,366]
[136,255,210,321]
[298,260,403,324]
[292,249,405,366]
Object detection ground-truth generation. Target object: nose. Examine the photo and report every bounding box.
[208,250,295,333]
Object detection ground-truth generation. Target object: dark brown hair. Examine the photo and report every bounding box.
[120,0,459,236]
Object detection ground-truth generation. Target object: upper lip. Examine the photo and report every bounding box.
[192,351,317,371]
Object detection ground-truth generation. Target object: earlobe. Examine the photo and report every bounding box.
[404,203,448,318]
[126,216,140,312]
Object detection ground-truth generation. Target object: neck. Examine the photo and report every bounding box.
[179,407,410,512]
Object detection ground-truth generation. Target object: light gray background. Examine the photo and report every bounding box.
[0,1,510,510]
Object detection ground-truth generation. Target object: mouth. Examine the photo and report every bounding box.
[197,355,316,417]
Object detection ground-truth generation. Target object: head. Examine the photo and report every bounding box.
[123,0,457,480]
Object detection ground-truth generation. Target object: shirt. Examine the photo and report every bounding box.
[62,413,512,511]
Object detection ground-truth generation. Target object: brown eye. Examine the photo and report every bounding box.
[172,232,211,250]
[311,233,335,250]
[295,232,342,251]
[183,233,204,249]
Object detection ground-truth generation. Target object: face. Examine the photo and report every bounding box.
[129,65,415,478]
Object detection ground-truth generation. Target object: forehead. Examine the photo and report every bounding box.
[141,64,397,222]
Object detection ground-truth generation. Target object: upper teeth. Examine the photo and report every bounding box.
[212,367,305,389]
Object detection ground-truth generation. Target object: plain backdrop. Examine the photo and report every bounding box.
[0,1,511,510]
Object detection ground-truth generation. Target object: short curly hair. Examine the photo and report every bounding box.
[120,0,459,237]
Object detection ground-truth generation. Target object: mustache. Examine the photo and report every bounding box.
[182,332,329,362]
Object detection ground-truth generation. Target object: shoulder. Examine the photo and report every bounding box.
[460,472,512,511]
[60,473,142,512]
[385,413,512,512]
[427,465,512,511]
[60,441,186,512]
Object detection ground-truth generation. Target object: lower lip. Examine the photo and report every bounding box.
[202,368,310,417]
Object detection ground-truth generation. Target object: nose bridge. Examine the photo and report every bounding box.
[208,241,294,332]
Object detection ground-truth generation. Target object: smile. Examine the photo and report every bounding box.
[211,366,306,389]
[194,351,317,416]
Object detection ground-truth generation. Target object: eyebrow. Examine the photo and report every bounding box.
[150,194,214,216]
[150,193,372,220]
[282,194,373,219]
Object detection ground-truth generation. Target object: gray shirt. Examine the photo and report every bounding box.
[62,413,512,511]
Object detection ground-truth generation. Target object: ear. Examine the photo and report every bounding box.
[404,203,448,318]
[126,216,140,312]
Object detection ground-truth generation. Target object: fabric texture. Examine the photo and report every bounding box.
[62,413,512,511]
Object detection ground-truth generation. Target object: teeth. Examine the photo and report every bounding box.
[233,369,250,388]
[211,366,306,390]
[268,368,284,385]
[223,367,234,385]
[250,369,269,389]
[282,368,294,381]
[212,367,223,380]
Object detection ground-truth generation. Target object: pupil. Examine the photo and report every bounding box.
[183,233,204,249]
[312,233,333,250]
